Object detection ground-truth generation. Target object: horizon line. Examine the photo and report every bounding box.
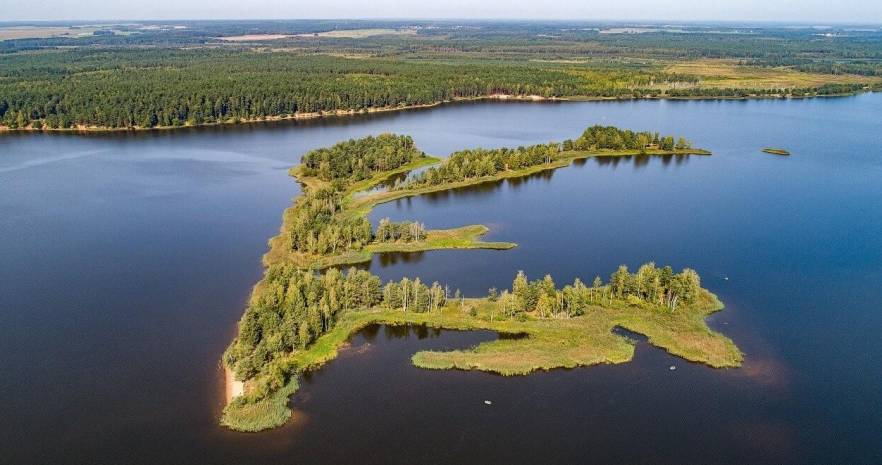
[2,18,881,26]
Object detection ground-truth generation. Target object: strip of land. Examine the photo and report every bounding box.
[222,288,741,431]
[262,155,519,269]
[220,128,740,433]
[264,147,708,270]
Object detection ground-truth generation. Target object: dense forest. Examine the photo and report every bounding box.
[4,20,881,66]
[2,18,881,131]
[223,266,382,383]
[0,51,681,130]
[300,134,422,182]
[287,186,373,255]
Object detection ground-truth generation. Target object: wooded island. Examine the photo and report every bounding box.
[221,126,742,432]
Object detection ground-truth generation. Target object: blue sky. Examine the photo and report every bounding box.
[2,0,881,23]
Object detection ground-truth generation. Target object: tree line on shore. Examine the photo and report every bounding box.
[224,266,382,382]
[375,218,427,243]
[3,47,870,131]
[288,187,430,255]
[401,125,695,189]
[401,143,563,188]
[0,51,651,130]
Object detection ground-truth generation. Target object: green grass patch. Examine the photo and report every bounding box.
[220,378,299,432]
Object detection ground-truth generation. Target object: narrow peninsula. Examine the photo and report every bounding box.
[221,126,740,432]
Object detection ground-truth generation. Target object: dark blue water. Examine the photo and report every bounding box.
[1,96,881,464]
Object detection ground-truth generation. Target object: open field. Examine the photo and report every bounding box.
[217,34,292,42]
[663,60,880,90]
[0,26,101,40]
[298,28,417,39]
[218,28,418,42]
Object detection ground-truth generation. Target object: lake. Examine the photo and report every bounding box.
[2,96,881,464]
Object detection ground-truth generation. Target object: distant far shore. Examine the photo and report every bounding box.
[0,90,872,135]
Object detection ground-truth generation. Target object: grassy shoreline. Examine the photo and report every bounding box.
[221,289,741,431]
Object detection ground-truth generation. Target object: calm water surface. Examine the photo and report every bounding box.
[1,96,881,464]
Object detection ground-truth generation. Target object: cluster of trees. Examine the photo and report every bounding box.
[224,266,381,382]
[300,134,423,182]
[288,135,430,255]
[495,271,602,319]
[403,143,562,187]
[608,263,702,310]
[382,278,447,313]
[375,218,427,243]
[563,125,691,152]
[288,187,373,255]
[494,263,703,319]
